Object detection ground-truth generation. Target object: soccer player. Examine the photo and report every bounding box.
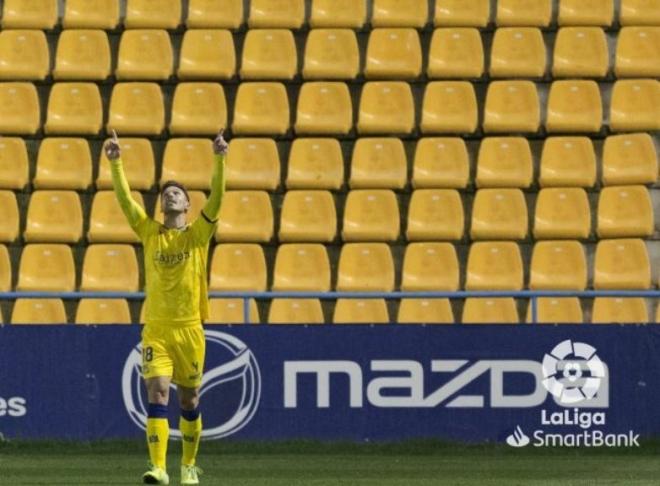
[105,129,227,485]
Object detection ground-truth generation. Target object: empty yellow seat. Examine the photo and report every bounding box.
[0,30,48,81]
[169,82,226,135]
[272,243,331,291]
[310,0,366,28]
[303,29,359,80]
[45,83,103,135]
[401,242,459,290]
[546,81,603,133]
[295,82,353,135]
[153,190,206,224]
[476,137,533,188]
[232,82,289,135]
[597,185,654,238]
[610,80,660,132]
[397,299,454,324]
[124,0,181,29]
[0,191,19,242]
[0,138,28,189]
[412,138,469,189]
[358,82,414,135]
[209,243,267,291]
[602,133,658,186]
[470,189,528,240]
[11,299,66,325]
[406,189,464,241]
[421,81,478,134]
[248,0,305,28]
[216,191,273,242]
[594,239,651,289]
[336,243,394,291]
[530,241,587,290]
[240,29,296,80]
[34,138,92,190]
[225,138,280,190]
[533,188,591,239]
[466,242,523,290]
[0,82,40,135]
[462,298,519,324]
[187,0,243,29]
[207,298,259,324]
[178,29,236,80]
[0,244,10,291]
[372,0,428,27]
[88,190,144,243]
[333,299,389,324]
[116,30,173,81]
[81,244,139,292]
[286,138,344,190]
[552,28,609,78]
[496,0,551,27]
[17,244,75,291]
[349,138,406,189]
[53,30,111,81]
[620,0,660,26]
[161,138,213,190]
[434,0,490,27]
[616,27,660,78]
[24,191,82,243]
[489,28,546,78]
[63,0,119,29]
[75,299,131,325]
[342,190,400,242]
[483,80,540,133]
[107,83,165,136]
[96,138,155,190]
[279,190,337,242]
[427,28,484,79]
[268,299,324,324]
[2,0,57,29]
[558,0,613,26]
[539,137,596,187]
[527,298,584,324]
[365,28,422,79]
[592,298,649,323]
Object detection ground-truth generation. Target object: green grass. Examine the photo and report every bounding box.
[1,439,660,485]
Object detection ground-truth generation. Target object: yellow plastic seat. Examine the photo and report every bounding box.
[116,30,173,81]
[527,298,584,324]
[268,299,324,324]
[53,30,111,81]
[107,83,165,136]
[11,299,66,325]
[546,81,603,133]
[470,189,528,240]
[434,0,490,27]
[427,28,484,79]
[552,28,609,78]
[620,0,660,26]
[597,185,654,238]
[610,80,660,132]
[75,299,131,325]
[466,242,523,290]
[63,0,120,29]
[333,299,389,324]
[496,0,551,27]
[209,244,267,291]
[310,0,366,28]
[0,191,19,242]
[87,190,144,243]
[124,0,181,29]
[602,133,658,186]
[365,28,422,79]
[215,191,274,242]
[295,82,353,135]
[0,138,28,189]
[96,138,155,190]
[17,244,75,291]
[240,29,296,80]
[336,243,395,291]
[616,27,660,78]
[533,188,591,239]
[178,29,236,80]
[279,190,337,242]
[539,137,596,187]
[421,81,478,134]
[0,30,48,81]
[483,80,540,133]
[2,0,57,29]
[81,244,139,292]
[401,242,459,290]
[225,138,280,190]
[558,0,614,26]
[0,82,40,135]
[349,138,406,189]
[0,244,10,291]
[153,190,206,224]
[342,190,400,242]
[406,189,464,241]
[34,138,92,190]
[592,298,649,323]
[397,299,454,324]
[169,82,226,135]
[248,0,305,28]
[476,137,533,188]
[272,243,331,291]
[24,191,82,243]
[286,138,344,190]
[45,83,103,135]
[462,298,519,324]
[357,82,415,135]
[232,82,289,135]
[594,239,651,289]
[206,298,259,324]
[530,241,587,290]
[489,28,546,78]
[412,138,469,189]
[161,138,213,190]
[303,29,359,80]
[372,0,428,28]
[187,0,244,29]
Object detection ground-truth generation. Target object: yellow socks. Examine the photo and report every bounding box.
[146,417,170,469]
[180,410,202,466]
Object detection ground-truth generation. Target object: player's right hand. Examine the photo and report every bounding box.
[104,130,121,161]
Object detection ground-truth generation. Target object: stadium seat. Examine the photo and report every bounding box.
[594,239,651,289]
[87,190,144,243]
[226,138,280,190]
[489,28,546,78]
[372,0,428,27]
[526,298,584,324]
[2,0,57,29]
[272,243,331,291]
[16,244,76,291]
[591,298,649,323]
[302,29,360,80]
[241,29,297,80]
[53,30,111,81]
[177,29,236,80]
[336,243,395,291]
[44,83,103,135]
[496,0,551,27]
[161,138,214,190]
[0,137,28,189]
[539,136,596,187]
[0,30,48,81]
[470,189,528,240]
[248,0,305,28]
[333,299,389,324]
[483,81,540,133]
[620,0,660,26]
[209,244,267,291]
[0,244,10,291]
[421,81,478,134]
[475,137,533,188]
[215,191,274,242]
[434,0,490,27]
[153,190,206,224]
[0,191,19,242]
[0,82,40,135]
[34,138,92,190]
[406,189,464,241]
[529,241,587,290]
[365,28,422,79]
[96,138,155,190]
[357,82,415,135]
[465,242,523,290]
[462,298,519,324]
[206,298,260,324]
[11,299,66,325]
[268,299,324,324]
[63,0,120,29]
[412,138,469,189]
[187,0,244,29]
[427,28,484,79]
[80,244,139,292]
[602,133,658,186]
[24,191,83,243]
[124,0,181,29]
[295,82,353,135]
[533,188,591,239]
[310,0,367,28]
[609,80,660,132]
[279,190,337,242]
[349,138,407,189]
[615,27,660,78]
[546,81,603,133]
[116,30,173,81]
[397,299,454,324]
[597,185,654,238]
[232,82,290,135]
[401,242,459,291]
[558,0,613,26]
[75,299,131,325]
[107,83,165,136]
[286,138,344,190]
[169,82,227,135]
[342,190,400,242]
[552,28,609,78]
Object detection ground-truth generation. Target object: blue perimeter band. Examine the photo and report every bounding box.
[147,403,169,419]
[181,408,200,421]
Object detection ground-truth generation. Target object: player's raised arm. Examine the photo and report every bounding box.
[201,129,227,222]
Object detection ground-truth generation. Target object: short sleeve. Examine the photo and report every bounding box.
[190,211,217,244]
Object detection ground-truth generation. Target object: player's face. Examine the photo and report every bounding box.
[161,186,190,215]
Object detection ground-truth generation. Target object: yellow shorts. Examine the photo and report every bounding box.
[141,324,206,388]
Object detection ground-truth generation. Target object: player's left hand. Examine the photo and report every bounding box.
[213,129,228,156]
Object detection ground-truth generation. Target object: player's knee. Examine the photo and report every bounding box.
[179,391,200,410]
[148,386,169,405]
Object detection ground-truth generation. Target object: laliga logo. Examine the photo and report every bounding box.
[122,330,261,440]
